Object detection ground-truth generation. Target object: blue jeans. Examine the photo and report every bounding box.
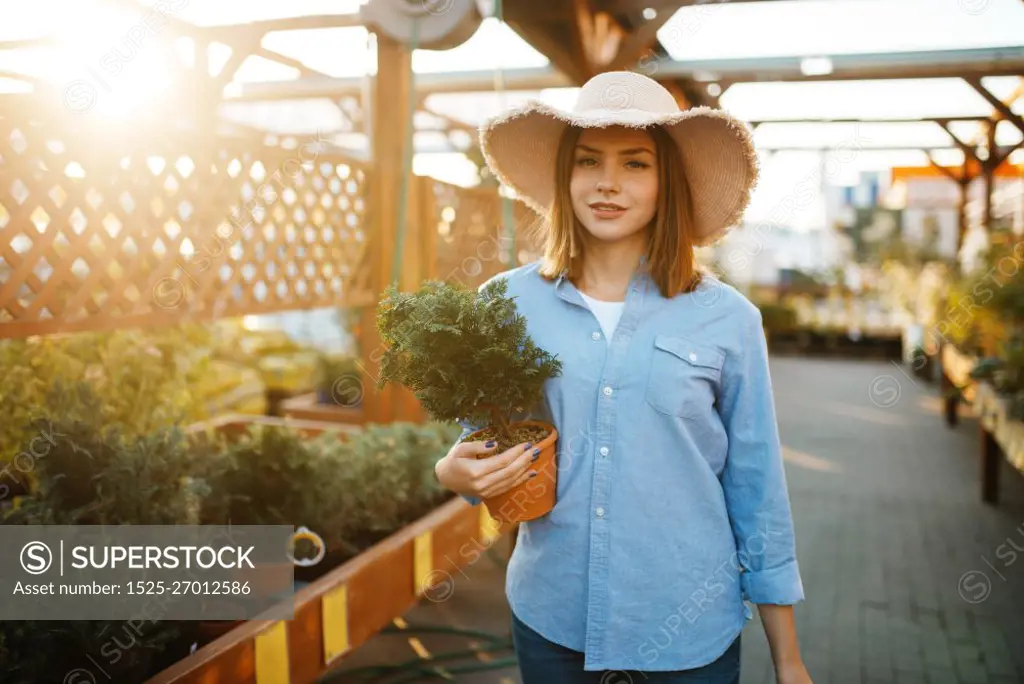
[511,611,741,684]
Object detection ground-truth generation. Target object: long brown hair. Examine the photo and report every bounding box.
[532,124,704,298]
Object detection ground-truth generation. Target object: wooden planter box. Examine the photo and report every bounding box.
[972,381,1024,504]
[280,392,365,425]
[147,498,506,684]
[149,415,505,683]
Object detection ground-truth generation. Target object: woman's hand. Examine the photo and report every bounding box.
[775,660,813,684]
[435,439,540,499]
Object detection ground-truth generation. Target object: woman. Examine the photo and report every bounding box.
[434,71,811,684]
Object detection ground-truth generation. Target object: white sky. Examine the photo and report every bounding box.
[1,0,1022,230]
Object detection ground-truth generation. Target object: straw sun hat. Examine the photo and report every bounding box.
[478,70,759,247]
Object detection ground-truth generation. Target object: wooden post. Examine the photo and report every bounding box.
[939,342,959,428]
[982,120,996,234]
[392,175,438,424]
[360,32,414,426]
[980,424,1000,504]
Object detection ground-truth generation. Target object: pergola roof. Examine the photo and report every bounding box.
[1,0,1022,185]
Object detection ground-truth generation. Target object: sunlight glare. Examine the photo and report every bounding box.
[29,0,182,117]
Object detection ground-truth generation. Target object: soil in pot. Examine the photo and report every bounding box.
[465,421,558,525]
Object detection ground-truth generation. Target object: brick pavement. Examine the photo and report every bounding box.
[336,356,1024,684]
[739,356,1024,684]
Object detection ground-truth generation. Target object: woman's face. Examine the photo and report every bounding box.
[569,126,659,245]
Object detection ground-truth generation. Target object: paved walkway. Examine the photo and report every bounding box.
[335,356,1024,684]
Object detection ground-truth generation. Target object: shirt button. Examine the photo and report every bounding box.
[689,352,697,362]
[591,331,601,340]
[596,507,605,518]
[602,386,613,396]
[599,446,609,456]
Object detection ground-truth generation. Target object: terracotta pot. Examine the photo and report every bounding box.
[466,420,558,525]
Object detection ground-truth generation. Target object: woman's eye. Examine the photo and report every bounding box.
[627,160,649,169]
[576,158,596,167]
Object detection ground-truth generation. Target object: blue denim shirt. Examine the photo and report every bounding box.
[453,257,804,672]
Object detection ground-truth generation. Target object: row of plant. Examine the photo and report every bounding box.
[942,238,1024,421]
[0,380,460,683]
[0,323,363,497]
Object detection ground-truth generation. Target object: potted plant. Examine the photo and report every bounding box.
[375,278,562,524]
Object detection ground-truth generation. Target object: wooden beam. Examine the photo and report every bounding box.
[213,40,260,88]
[225,67,571,102]
[991,141,1022,169]
[223,46,1024,102]
[925,152,968,184]
[935,120,982,164]
[254,46,332,78]
[568,0,595,81]
[600,0,790,12]
[608,11,673,71]
[652,47,1024,83]
[964,76,1024,137]
[202,14,365,38]
[983,119,996,233]
[662,80,694,109]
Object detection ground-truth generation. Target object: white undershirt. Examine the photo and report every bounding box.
[579,291,625,344]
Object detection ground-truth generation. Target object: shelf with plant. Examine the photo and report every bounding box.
[375,278,562,523]
[0,383,204,683]
[970,334,1024,422]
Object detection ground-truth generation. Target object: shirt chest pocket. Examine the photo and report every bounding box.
[645,335,725,419]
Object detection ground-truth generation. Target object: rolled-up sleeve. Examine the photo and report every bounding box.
[717,309,804,605]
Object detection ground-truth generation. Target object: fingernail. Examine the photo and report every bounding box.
[523,442,533,450]
[485,440,496,448]
[532,448,541,460]
[528,471,537,478]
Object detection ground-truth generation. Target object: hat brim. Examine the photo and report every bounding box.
[478,101,759,247]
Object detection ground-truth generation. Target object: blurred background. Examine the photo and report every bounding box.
[0,1,1023,683]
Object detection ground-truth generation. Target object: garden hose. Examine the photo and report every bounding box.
[316,624,516,683]
[315,546,516,683]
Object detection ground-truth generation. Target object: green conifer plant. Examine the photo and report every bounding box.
[375,278,562,449]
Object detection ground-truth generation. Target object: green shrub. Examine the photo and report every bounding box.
[0,325,213,476]
[196,424,327,535]
[0,619,188,684]
[376,279,561,442]
[2,382,205,526]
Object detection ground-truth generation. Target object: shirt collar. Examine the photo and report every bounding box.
[554,254,652,303]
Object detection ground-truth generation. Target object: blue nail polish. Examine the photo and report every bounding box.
[528,472,538,478]
[485,440,496,448]
[523,442,533,450]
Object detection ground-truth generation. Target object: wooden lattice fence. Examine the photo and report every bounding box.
[426,180,543,291]
[0,114,374,339]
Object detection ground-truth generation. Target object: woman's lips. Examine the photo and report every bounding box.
[590,205,627,219]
